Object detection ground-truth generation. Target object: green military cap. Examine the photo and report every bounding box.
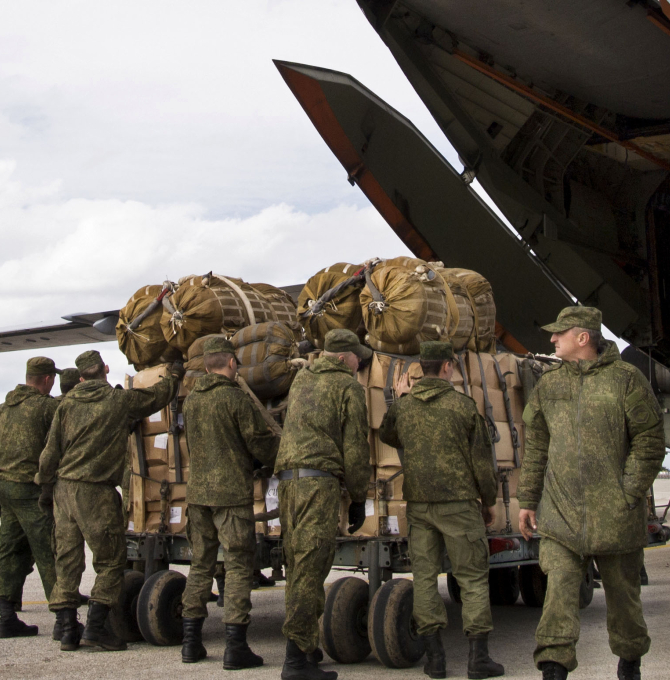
[541,306,602,333]
[60,368,80,390]
[26,356,62,376]
[75,349,104,372]
[203,336,240,364]
[324,328,373,360]
[420,341,454,362]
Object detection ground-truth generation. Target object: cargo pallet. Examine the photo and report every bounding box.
[115,521,667,667]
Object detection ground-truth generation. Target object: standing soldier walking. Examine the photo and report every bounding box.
[518,307,665,680]
[379,341,504,680]
[179,337,280,668]
[276,329,371,680]
[37,349,182,652]
[0,357,60,637]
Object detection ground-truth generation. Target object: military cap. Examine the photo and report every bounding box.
[541,306,602,333]
[420,341,454,362]
[26,356,62,376]
[324,328,373,360]
[75,349,104,372]
[60,368,80,391]
[203,336,240,364]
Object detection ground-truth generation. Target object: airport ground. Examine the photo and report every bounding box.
[2,480,669,680]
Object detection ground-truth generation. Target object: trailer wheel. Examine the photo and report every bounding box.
[107,570,144,642]
[519,564,547,607]
[579,560,595,609]
[489,567,520,606]
[367,579,424,668]
[137,570,186,646]
[447,574,462,604]
[320,577,370,663]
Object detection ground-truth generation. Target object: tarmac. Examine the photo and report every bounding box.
[2,479,669,680]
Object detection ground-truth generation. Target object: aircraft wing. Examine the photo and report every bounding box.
[275,60,571,353]
[354,0,670,366]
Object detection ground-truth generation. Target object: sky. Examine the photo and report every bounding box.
[0,1,634,403]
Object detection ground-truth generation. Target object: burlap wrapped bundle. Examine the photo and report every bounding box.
[116,285,170,370]
[361,258,450,355]
[232,321,300,400]
[160,274,276,355]
[437,267,496,353]
[298,263,364,349]
[250,283,301,339]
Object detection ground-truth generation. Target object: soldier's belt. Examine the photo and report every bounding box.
[277,469,336,481]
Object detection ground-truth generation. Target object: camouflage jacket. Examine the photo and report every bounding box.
[380,377,497,506]
[38,377,178,486]
[0,385,59,484]
[518,341,665,555]
[275,356,370,503]
[183,373,279,506]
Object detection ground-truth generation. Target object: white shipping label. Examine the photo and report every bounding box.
[386,516,400,535]
[154,433,168,449]
[148,411,163,423]
[127,521,135,532]
[169,507,182,524]
[365,499,375,517]
[265,477,279,511]
[268,517,281,528]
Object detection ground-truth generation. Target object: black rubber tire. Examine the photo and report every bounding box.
[367,578,425,668]
[320,577,371,663]
[489,566,520,606]
[519,564,547,608]
[579,560,595,609]
[136,570,187,646]
[447,574,462,604]
[107,570,145,642]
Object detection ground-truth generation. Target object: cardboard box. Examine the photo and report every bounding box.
[143,434,169,467]
[168,433,190,469]
[144,477,168,502]
[167,502,188,533]
[141,406,170,436]
[489,498,520,534]
[373,430,402,467]
[509,387,525,423]
[170,482,187,501]
[471,386,506,422]
[495,354,521,389]
[497,468,520,498]
[132,364,171,389]
[254,479,267,502]
[146,500,162,513]
[367,387,388,429]
[168,467,189,484]
[384,500,407,536]
[147,464,170,483]
[467,352,498,389]
[145,512,163,533]
[376,466,404,500]
[340,496,381,537]
[254,499,268,535]
[493,421,524,467]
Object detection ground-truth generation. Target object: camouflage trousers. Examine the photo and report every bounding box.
[181,504,255,623]
[407,500,492,637]
[0,481,56,604]
[49,479,126,611]
[279,476,341,653]
[535,538,650,671]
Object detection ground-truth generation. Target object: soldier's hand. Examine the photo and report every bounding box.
[347,501,367,534]
[170,360,186,381]
[519,509,537,541]
[395,372,412,397]
[482,505,496,527]
[38,484,54,515]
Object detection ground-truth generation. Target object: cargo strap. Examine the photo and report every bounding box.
[277,469,335,480]
[476,353,500,472]
[127,282,175,333]
[169,392,183,484]
[300,268,367,319]
[364,266,386,315]
[492,357,521,468]
[215,274,257,326]
[236,375,283,437]
[456,352,470,397]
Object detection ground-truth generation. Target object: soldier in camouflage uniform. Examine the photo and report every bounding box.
[179,337,280,668]
[0,357,60,638]
[38,349,182,652]
[56,368,80,401]
[380,341,504,680]
[518,307,665,680]
[276,328,371,680]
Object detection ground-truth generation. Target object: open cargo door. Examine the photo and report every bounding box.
[275,60,571,354]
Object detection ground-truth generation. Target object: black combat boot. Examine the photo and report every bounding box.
[0,597,38,638]
[281,638,338,680]
[223,623,263,670]
[252,570,276,589]
[216,574,226,607]
[467,634,504,679]
[81,601,127,651]
[540,662,568,680]
[60,608,83,651]
[618,658,641,680]
[181,617,207,663]
[423,631,446,678]
[52,609,64,641]
[307,648,324,664]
